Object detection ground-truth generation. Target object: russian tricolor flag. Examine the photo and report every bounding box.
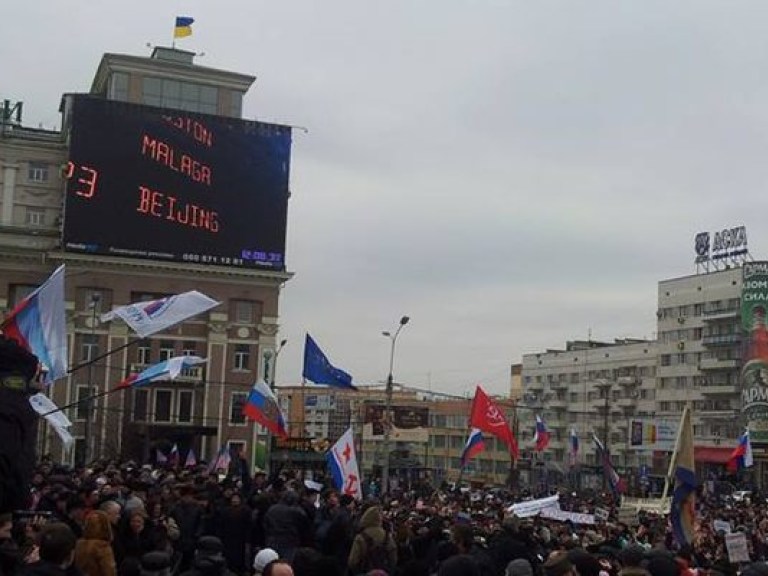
[534,415,550,452]
[460,428,485,468]
[1,265,67,384]
[727,429,753,472]
[243,380,288,438]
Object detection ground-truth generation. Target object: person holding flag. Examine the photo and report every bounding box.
[727,428,753,473]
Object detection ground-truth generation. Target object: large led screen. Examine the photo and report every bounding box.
[63,96,291,270]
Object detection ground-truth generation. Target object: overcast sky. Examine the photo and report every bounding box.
[5,1,768,396]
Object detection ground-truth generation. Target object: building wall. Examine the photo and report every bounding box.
[0,48,289,469]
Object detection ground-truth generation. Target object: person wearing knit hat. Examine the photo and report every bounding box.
[253,548,279,576]
[544,551,576,576]
[506,558,534,576]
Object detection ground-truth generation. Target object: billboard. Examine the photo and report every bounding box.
[742,262,768,442]
[63,95,291,269]
[363,405,429,443]
[629,418,677,451]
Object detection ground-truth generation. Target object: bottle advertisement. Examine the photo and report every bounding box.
[741,262,768,442]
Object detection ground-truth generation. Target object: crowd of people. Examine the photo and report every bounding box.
[0,457,766,576]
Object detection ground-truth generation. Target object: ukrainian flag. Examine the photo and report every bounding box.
[174,16,194,38]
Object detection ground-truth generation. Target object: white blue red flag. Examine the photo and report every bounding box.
[117,356,206,388]
[327,427,362,500]
[209,444,232,472]
[460,428,485,468]
[101,290,219,338]
[156,449,167,464]
[534,415,550,452]
[569,428,579,466]
[242,380,288,438]
[1,265,67,384]
[727,428,753,472]
[169,443,180,466]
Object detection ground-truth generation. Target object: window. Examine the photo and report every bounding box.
[230,392,248,424]
[155,390,172,422]
[233,300,254,324]
[234,344,250,371]
[25,208,45,226]
[137,345,151,366]
[9,284,36,307]
[133,389,148,421]
[28,162,49,182]
[178,391,193,423]
[433,435,446,449]
[159,341,175,361]
[73,438,87,467]
[450,436,463,449]
[230,90,243,117]
[227,440,246,457]
[75,385,95,421]
[81,289,105,313]
[80,334,99,362]
[110,72,129,101]
[182,342,197,356]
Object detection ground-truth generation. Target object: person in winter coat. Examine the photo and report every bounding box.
[347,506,396,576]
[74,511,117,576]
[24,523,78,576]
[214,495,250,575]
[263,492,307,563]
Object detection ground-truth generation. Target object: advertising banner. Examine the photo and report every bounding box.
[742,262,768,442]
[629,419,677,451]
[362,405,429,443]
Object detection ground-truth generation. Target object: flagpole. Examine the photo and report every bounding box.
[662,404,689,501]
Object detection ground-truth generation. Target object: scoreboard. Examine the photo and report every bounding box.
[63,96,291,270]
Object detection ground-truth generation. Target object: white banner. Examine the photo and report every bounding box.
[507,495,559,517]
[725,532,750,563]
[540,507,596,525]
[621,496,671,514]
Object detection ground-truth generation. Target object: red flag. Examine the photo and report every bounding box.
[469,386,519,459]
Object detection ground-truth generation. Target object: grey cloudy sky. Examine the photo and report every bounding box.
[5,1,768,396]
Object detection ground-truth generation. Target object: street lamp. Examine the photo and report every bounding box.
[264,338,287,476]
[381,315,409,496]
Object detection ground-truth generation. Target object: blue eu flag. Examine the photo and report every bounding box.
[302,334,356,390]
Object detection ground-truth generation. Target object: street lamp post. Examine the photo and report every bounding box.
[381,315,409,497]
[264,338,287,476]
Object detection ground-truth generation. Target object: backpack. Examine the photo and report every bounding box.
[360,531,392,573]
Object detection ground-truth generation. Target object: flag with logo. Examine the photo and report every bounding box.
[1,264,67,384]
[727,429,753,472]
[302,334,356,390]
[242,380,288,438]
[469,386,519,458]
[28,393,74,449]
[534,415,550,452]
[327,427,362,500]
[670,405,697,547]
[101,291,218,338]
[460,428,485,468]
[117,356,206,388]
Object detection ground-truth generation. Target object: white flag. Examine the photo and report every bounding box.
[326,427,362,500]
[101,291,219,338]
[28,393,74,449]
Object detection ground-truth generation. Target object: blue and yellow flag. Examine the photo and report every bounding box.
[174,16,194,38]
[670,405,696,547]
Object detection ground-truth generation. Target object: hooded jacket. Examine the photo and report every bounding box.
[75,511,117,576]
[347,506,397,574]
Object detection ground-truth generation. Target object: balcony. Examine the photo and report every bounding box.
[617,397,636,408]
[699,358,739,371]
[550,380,569,390]
[702,308,740,322]
[548,397,568,409]
[700,384,739,395]
[617,376,641,386]
[702,334,741,347]
[527,380,545,392]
